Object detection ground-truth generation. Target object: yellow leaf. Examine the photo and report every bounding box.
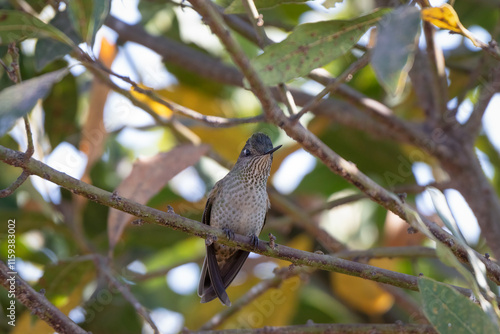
[330,258,395,316]
[222,235,312,328]
[421,4,480,47]
[130,85,173,118]
[132,85,257,162]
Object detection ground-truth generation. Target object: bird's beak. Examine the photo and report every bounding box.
[264,145,282,155]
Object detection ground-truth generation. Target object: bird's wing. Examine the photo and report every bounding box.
[219,250,249,286]
[198,182,231,306]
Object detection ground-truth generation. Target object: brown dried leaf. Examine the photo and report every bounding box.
[107,144,210,253]
[79,37,118,183]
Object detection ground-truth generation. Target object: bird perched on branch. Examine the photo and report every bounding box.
[198,133,281,306]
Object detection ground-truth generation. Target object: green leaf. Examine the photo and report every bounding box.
[0,68,68,137]
[427,187,466,243]
[35,10,82,72]
[322,0,344,9]
[418,277,498,334]
[0,10,74,46]
[43,62,79,147]
[372,6,421,96]
[225,0,308,14]
[90,0,111,46]
[68,0,110,46]
[428,187,500,326]
[252,9,390,86]
[35,260,94,305]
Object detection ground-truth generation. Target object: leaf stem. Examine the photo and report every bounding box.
[291,53,371,123]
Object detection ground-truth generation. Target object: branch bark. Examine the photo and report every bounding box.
[0,261,88,334]
[187,323,437,334]
[106,8,500,259]
[1,145,498,301]
[103,15,419,144]
[188,0,500,262]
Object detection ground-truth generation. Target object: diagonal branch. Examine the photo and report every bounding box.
[1,145,498,300]
[104,15,423,146]
[334,246,437,261]
[95,255,159,334]
[0,261,88,334]
[464,64,500,139]
[292,53,371,122]
[189,323,437,334]
[0,44,34,198]
[0,170,30,198]
[188,0,500,276]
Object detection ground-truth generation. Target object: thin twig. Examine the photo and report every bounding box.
[334,246,437,261]
[0,43,34,198]
[307,69,438,156]
[241,0,266,48]
[95,255,160,334]
[189,0,278,115]
[310,193,367,215]
[0,171,30,198]
[131,256,204,282]
[292,53,371,122]
[378,284,429,324]
[418,2,449,122]
[241,0,299,116]
[448,54,486,120]
[82,59,265,128]
[465,64,500,139]
[268,189,347,253]
[278,83,299,115]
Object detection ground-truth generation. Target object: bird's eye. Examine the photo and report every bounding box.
[243,149,251,156]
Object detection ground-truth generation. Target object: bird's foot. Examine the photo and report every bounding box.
[250,234,259,249]
[222,228,235,240]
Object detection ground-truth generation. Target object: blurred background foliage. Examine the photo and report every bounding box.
[0,0,499,333]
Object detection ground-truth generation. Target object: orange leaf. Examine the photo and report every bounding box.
[107,144,210,253]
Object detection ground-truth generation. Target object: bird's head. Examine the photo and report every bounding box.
[238,133,281,161]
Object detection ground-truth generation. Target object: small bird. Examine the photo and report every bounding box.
[197,133,281,306]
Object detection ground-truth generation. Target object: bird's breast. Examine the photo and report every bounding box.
[210,179,269,236]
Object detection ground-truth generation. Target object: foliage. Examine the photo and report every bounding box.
[0,0,500,334]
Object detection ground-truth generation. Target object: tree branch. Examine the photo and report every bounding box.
[94,255,159,334]
[464,64,500,139]
[420,9,449,122]
[334,246,437,261]
[104,15,420,145]
[81,59,265,128]
[187,323,437,334]
[0,44,34,198]
[189,0,500,279]
[291,53,371,122]
[268,189,346,253]
[0,170,30,198]
[1,146,498,301]
[0,261,88,334]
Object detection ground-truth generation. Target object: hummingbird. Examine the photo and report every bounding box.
[197,133,281,306]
